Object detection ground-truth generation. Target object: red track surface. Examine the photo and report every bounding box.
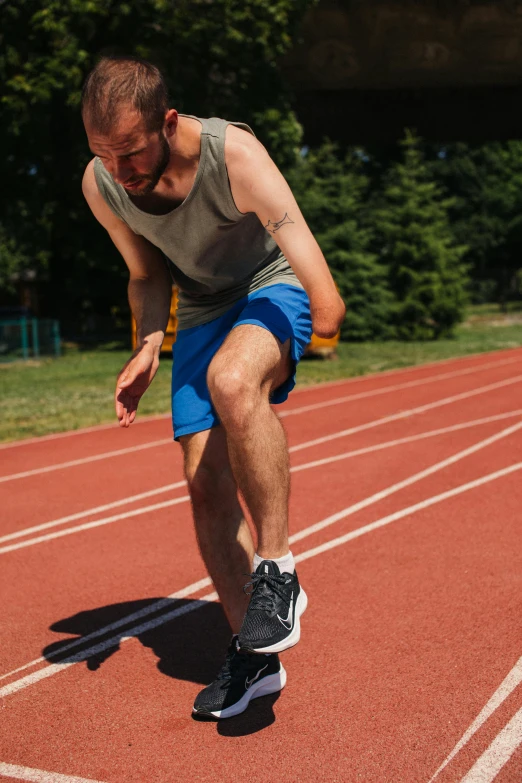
[1,347,522,783]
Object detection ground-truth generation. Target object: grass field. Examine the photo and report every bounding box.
[1,306,521,443]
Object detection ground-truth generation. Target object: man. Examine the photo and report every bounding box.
[81,55,345,719]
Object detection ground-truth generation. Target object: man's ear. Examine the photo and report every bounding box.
[164,109,179,138]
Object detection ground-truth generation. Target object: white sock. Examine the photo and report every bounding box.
[253,550,295,574]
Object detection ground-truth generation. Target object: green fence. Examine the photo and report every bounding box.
[0,318,61,361]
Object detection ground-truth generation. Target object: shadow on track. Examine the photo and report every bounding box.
[42,598,279,735]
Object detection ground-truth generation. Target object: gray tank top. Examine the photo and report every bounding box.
[94,115,303,329]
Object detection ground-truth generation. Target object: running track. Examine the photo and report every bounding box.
[1,347,521,783]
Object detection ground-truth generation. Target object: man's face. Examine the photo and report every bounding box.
[86,110,171,196]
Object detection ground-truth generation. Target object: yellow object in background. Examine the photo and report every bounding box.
[131,286,179,353]
[304,330,340,359]
[132,286,340,358]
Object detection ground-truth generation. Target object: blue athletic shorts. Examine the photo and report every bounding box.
[171,283,312,440]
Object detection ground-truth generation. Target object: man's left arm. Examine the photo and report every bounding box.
[226,129,346,338]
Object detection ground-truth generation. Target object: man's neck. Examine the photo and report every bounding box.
[129,116,203,214]
[166,115,202,173]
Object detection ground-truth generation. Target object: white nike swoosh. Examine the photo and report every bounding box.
[245,664,268,690]
[277,591,294,631]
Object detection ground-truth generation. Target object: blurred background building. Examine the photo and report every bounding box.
[283,0,522,144]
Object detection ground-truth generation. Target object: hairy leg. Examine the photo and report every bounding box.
[207,324,293,559]
[180,427,254,634]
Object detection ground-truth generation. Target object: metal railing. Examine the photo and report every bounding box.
[0,318,61,361]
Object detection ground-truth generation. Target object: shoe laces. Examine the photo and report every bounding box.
[243,572,291,613]
[216,646,251,684]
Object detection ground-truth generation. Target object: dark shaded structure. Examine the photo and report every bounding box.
[281,0,522,144]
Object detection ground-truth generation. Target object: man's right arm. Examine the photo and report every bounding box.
[82,160,172,350]
[82,160,173,426]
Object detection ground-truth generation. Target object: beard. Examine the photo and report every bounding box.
[124,132,171,197]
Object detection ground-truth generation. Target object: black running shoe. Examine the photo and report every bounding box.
[238,560,307,654]
[192,637,286,719]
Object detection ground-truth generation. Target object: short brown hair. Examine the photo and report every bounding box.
[81,55,168,134]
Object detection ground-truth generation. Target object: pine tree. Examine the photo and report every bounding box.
[372,131,469,340]
[287,142,396,341]
[432,141,522,308]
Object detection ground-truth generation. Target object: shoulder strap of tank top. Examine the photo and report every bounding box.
[191,117,256,220]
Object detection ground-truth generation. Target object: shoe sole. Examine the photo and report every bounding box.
[240,588,308,655]
[192,664,287,720]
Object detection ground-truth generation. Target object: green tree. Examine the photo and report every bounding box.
[372,131,469,340]
[288,142,396,341]
[432,141,522,308]
[0,0,315,328]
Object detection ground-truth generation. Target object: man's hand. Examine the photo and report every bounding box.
[82,163,172,428]
[115,343,161,427]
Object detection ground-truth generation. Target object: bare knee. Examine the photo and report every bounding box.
[207,358,261,428]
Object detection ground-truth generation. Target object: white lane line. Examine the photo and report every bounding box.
[2,366,517,491]
[294,461,522,565]
[0,762,106,783]
[3,413,521,556]
[291,409,522,474]
[0,480,188,544]
[0,576,212,683]
[428,655,522,782]
[290,348,522,396]
[459,707,522,783]
[280,356,522,419]
[0,439,172,484]
[289,373,522,453]
[0,496,191,555]
[2,459,522,701]
[2,357,520,482]
[0,414,170,451]
[0,763,107,783]
[290,420,522,543]
[5,408,521,547]
[2,415,518,681]
[6,408,520,547]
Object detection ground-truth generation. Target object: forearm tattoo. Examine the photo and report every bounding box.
[264,213,295,233]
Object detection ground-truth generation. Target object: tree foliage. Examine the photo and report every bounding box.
[0,0,315,325]
[288,143,396,341]
[3,1,518,341]
[432,141,522,308]
[371,132,469,340]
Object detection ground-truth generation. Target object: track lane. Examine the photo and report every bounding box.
[2,348,522,782]
[285,371,522,458]
[3,407,520,551]
[1,412,519,668]
[290,381,522,467]
[0,458,520,782]
[0,417,174,475]
[279,354,522,420]
[2,401,522,674]
[2,362,521,534]
[2,420,521,696]
[429,656,522,783]
[3,414,516,555]
[0,445,183,533]
[287,426,522,560]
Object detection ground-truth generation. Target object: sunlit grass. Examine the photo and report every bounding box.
[1,307,521,443]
